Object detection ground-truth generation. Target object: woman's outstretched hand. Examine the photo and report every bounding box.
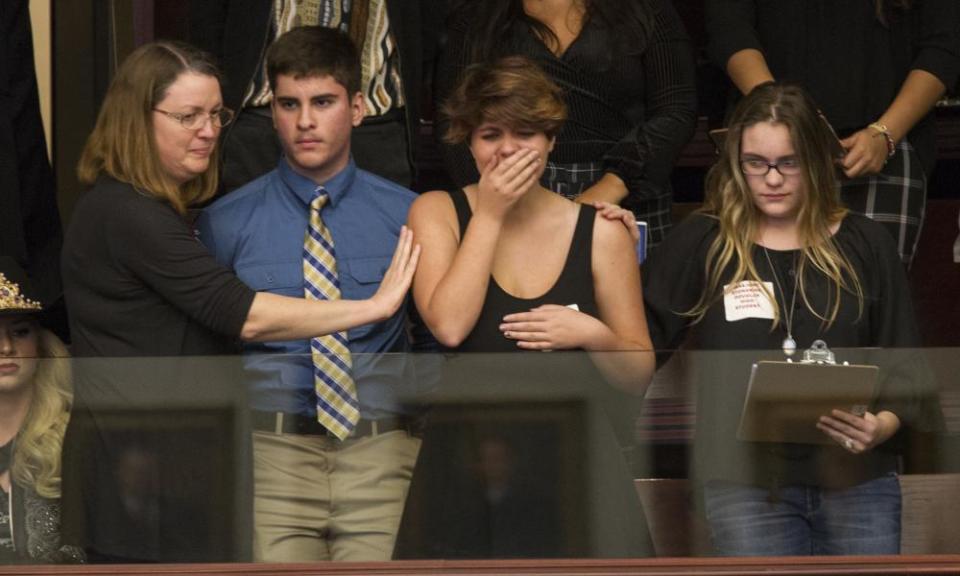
[369,226,421,321]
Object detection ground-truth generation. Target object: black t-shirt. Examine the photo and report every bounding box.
[62,176,255,358]
[643,213,942,488]
[60,176,257,562]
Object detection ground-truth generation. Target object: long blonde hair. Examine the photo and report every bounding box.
[77,41,221,215]
[688,82,863,329]
[12,327,72,499]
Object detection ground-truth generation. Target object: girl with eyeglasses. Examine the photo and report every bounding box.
[642,82,941,556]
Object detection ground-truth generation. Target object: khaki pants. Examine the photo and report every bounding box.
[252,429,421,562]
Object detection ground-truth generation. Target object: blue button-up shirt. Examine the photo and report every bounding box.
[197,159,418,418]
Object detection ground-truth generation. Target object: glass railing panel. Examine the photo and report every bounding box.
[3,348,958,564]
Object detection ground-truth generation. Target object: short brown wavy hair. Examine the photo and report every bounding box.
[442,56,567,144]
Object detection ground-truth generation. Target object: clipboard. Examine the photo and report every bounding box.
[736,360,878,444]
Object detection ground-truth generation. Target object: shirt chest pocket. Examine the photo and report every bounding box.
[339,257,389,298]
[340,256,391,340]
[237,261,304,298]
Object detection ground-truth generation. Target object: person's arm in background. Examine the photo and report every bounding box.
[840,0,960,178]
[840,71,946,178]
[723,49,773,95]
[705,0,769,93]
[578,0,698,206]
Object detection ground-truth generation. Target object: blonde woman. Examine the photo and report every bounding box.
[0,257,83,563]
[643,83,939,556]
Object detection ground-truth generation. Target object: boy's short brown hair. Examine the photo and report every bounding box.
[267,26,361,95]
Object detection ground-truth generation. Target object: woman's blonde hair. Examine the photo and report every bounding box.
[77,41,221,214]
[442,55,567,144]
[12,326,72,499]
[687,82,863,329]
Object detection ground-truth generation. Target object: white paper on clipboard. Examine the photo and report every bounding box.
[736,360,878,445]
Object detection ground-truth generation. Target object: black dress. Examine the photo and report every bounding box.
[395,190,652,559]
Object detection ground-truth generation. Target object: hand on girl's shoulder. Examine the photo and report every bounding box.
[592,209,637,254]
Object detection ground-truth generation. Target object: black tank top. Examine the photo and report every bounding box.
[448,188,599,353]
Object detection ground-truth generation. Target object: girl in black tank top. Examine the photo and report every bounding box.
[396,57,657,558]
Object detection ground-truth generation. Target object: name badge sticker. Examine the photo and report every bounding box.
[723,281,776,322]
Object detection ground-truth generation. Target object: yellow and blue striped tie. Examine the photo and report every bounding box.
[304,188,359,439]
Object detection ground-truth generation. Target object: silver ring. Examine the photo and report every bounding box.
[843,438,855,451]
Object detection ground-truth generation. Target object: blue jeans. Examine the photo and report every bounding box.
[703,474,901,556]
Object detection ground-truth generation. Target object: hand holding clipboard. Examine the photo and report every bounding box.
[736,341,879,447]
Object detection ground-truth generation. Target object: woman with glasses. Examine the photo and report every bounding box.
[60,41,419,562]
[642,82,939,556]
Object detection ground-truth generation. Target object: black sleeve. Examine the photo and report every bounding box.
[433,8,481,188]
[601,0,698,199]
[857,219,944,434]
[642,215,715,358]
[111,199,256,339]
[704,0,762,71]
[913,0,960,90]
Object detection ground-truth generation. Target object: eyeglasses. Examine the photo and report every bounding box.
[153,107,234,130]
[739,157,802,176]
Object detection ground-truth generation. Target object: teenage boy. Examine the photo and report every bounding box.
[197,26,420,561]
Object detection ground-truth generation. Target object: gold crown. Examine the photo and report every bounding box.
[0,272,43,312]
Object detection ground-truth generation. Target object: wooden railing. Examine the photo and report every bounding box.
[3,556,960,575]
